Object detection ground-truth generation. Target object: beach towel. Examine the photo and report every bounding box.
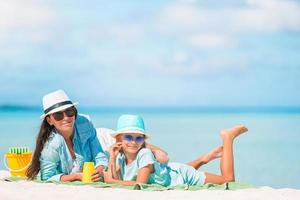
[1,176,252,191]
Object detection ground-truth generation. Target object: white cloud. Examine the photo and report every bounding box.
[0,0,57,46]
[185,34,235,48]
[151,51,248,76]
[0,0,54,29]
[156,3,204,34]
[0,0,298,80]
[108,24,144,46]
[173,51,189,63]
[158,0,300,34]
[148,0,300,74]
[156,0,300,48]
[234,0,300,32]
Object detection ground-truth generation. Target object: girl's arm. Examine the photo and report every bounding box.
[104,164,154,186]
[109,154,120,180]
[108,143,122,179]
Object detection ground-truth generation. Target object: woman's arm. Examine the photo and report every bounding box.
[145,143,169,164]
[104,164,153,186]
[60,173,82,182]
[40,146,83,182]
[39,143,65,182]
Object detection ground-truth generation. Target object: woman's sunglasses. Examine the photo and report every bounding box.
[51,107,77,121]
[122,134,145,144]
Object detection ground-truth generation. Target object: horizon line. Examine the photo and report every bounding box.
[1,105,300,114]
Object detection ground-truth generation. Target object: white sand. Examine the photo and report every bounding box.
[0,170,299,200]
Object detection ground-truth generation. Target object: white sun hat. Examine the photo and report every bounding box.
[40,89,78,118]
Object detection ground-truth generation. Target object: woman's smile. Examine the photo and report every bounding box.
[61,121,73,127]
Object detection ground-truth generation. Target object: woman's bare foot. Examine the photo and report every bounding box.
[202,146,223,164]
[220,125,248,141]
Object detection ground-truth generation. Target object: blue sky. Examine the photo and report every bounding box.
[0,0,300,107]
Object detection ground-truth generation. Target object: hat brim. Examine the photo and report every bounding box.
[40,102,78,119]
[111,130,150,139]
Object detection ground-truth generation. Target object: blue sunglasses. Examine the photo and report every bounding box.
[122,134,145,144]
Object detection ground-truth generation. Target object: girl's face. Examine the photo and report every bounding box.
[46,107,76,135]
[120,133,145,154]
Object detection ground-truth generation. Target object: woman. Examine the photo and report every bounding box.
[26,90,108,182]
[26,90,170,182]
[103,114,247,186]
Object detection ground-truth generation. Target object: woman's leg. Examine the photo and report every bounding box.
[204,125,248,184]
[187,146,223,170]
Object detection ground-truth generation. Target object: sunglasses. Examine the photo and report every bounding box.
[122,134,145,144]
[51,107,77,121]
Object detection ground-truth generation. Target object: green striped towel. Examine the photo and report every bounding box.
[2,176,252,191]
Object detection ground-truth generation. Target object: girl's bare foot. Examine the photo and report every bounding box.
[220,125,248,141]
[202,146,223,164]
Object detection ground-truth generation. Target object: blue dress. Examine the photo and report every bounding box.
[117,148,206,186]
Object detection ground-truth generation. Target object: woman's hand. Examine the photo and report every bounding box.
[75,173,83,181]
[91,165,105,182]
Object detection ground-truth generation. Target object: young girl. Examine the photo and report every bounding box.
[103,114,248,186]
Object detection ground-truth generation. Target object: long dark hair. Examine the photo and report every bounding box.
[26,118,54,179]
[26,107,78,179]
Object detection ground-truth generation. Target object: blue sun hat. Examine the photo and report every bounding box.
[111,114,150,139]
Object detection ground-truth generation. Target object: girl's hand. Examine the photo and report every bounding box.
[109,142,122,158]
[103,169,114,183]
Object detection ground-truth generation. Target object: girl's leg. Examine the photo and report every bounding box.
[187,146,223,170]
[204,125,248,184]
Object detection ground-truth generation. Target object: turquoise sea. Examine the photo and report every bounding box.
[0,107,299,189]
